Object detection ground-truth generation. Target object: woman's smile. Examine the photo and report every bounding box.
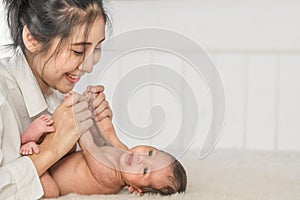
[65,73,82,84]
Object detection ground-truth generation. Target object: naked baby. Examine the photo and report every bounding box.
[20,92,187,197]
[44,131,187,197]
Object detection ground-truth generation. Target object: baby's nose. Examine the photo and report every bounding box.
[135,154,146,164]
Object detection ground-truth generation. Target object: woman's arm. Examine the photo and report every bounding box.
[29,93,93,176]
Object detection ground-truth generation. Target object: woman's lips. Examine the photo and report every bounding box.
[65,73,81,83]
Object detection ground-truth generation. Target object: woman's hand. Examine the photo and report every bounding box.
[84,85,112,121]
[29,92,93,176]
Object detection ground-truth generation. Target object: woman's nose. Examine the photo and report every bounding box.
[79,54,93,73]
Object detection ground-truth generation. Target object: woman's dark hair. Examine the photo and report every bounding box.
[142,152,187,196]
[3,0,109,53]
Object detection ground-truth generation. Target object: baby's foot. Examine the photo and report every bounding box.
[21,115,55,143]
[20,142,40,155]
[29,115,54,139]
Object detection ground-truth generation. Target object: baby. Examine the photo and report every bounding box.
[20,91,187,197]
[43,130,187,197]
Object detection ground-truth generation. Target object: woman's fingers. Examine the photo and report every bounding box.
[95,108,113,121]
[89,85,104,94]
[70,95,93,136]
[75,118,93,137]
[72,99,90,114]
[83,85,113,121]
[92,92,105,109]
[73,109,93,136]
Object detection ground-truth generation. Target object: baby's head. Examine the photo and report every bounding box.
[119,145,187,196]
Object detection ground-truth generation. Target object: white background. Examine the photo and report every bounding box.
[1,0,300,151]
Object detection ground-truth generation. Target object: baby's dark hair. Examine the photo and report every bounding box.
[142,151,187,196]
[3,0,109,53]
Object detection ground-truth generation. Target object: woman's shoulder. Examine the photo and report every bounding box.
[0,57,17,104]
[0,56,15,80]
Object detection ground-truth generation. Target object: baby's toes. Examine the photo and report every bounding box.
[28,148,33,155]
[46,126,55,133]
[23,149,29,155]
[39,115,47,121]
[20,149,25,155]
[32,145,40,154]
[46,118,54,126]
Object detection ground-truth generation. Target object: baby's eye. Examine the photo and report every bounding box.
[148,150,153,157]
[143,168,148,175]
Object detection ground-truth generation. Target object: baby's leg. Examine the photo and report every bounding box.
[40,171,60,198]
[21,115,55,143]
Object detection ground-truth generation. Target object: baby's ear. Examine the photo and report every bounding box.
[128,186,144,196]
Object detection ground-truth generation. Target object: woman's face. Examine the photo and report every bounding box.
[31,16,105,94]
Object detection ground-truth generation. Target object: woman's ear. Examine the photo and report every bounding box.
[22,25,40,53]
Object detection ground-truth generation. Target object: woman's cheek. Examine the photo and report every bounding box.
[93,51,101,65]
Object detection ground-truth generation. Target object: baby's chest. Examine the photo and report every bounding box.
[89,166,123,194]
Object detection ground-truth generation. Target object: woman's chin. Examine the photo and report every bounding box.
[58,85,75,94]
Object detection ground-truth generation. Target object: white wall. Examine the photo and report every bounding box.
[106,0,300,151]
[1,0,299,151]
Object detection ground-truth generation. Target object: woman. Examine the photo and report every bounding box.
[0,0,123,199]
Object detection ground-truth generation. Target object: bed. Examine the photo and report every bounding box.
[45,149,300,200]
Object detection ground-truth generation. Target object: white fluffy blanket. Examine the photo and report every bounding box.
[45,150,300,200]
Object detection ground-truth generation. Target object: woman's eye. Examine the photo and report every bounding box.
[143,168,148,175]
[148,150,153,157]
[95,47,102,51]
[72,50,84,56]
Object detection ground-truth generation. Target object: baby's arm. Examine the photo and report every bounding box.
[78,130,108,183]
[84,86,128,150]
[20,115,55,155]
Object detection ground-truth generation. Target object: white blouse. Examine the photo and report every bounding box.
[0,47,63,199]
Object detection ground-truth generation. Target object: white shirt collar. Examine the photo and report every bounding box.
[10,47,63,117]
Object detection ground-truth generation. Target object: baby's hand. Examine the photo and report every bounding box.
[128,186,144,196]
[83,85,112,121]
[63,91,74,101]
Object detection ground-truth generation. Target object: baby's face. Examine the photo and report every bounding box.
[118,145,174,190]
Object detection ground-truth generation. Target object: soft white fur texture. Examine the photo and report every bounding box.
[44,150,300,200]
